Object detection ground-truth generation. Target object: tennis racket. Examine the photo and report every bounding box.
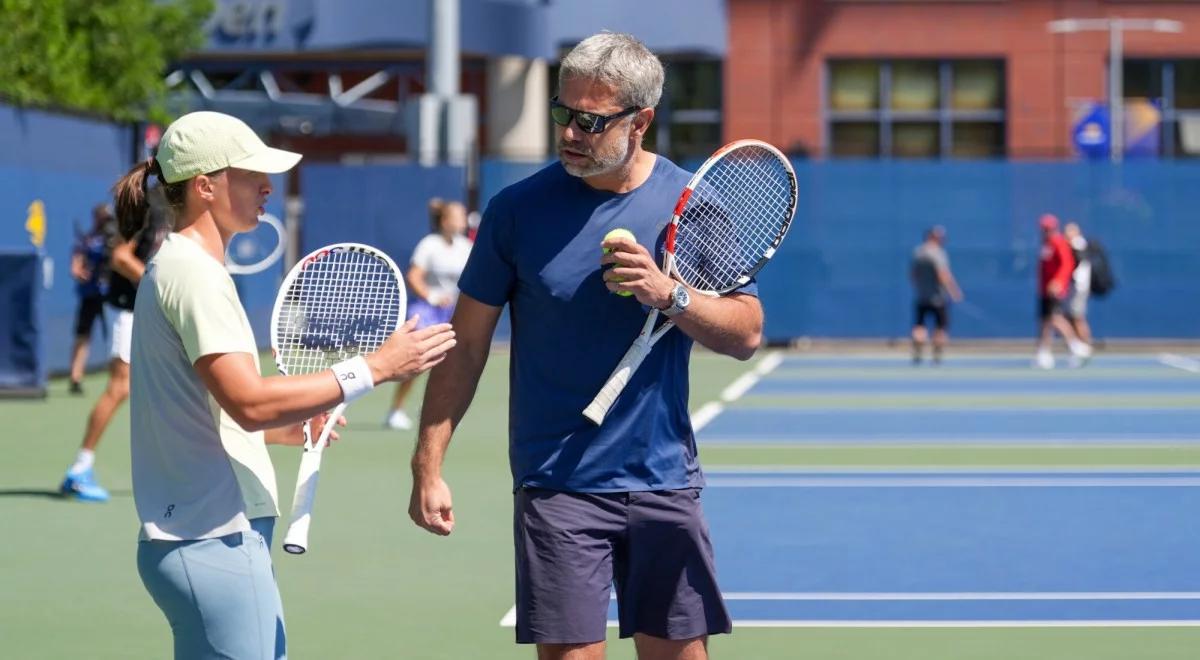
[582,139,798,425]
[271,243,406,554]
[227,212,286,275]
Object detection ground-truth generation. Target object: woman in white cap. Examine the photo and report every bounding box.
[117,111,457,659]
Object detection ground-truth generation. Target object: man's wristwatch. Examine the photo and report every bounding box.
[661,283,691,318]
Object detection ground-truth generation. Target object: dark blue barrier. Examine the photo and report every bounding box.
[9,113,1199,356]
[480,158,1200,339]
[300,163,466,269]
[0,251,45,396]
[298,163,522,340]
[0,104,290,377]
[0,105,134,377]
[768,161,1200,339]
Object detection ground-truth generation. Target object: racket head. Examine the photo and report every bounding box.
[666,139,797,295]
[226,213,287,275]
[269,243,406,377]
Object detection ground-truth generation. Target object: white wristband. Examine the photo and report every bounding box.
[331,356,375,403]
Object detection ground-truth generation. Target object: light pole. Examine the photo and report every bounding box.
[1047,18,1183,162]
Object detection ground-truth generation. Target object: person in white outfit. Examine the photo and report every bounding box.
[1063,222,1093,352]
[384,199,473,430]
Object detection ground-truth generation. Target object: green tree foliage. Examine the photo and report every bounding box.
[0,0,212,121]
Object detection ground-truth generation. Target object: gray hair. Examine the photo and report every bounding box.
[558,32,664,109]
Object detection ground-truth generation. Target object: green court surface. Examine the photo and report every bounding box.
[2,349,1199,659]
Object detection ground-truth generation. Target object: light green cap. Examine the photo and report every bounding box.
[155,111,302,183]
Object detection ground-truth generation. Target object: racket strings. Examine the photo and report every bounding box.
[674,146,795,292]
[275,250,402,376]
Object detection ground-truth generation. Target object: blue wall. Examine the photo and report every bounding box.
[0,104,290,377]
[476,159,1200,340]
[299,163,465,267]
[0,106,134,377]
[769,161,1200,340]
[6,109,1198,374]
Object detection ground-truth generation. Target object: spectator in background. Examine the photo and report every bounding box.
[384,199,473,430]
[1035,214,1092,369]
[59,189,171,502]
[67,204,117,394]
[1063,222,1093,350]
[910,226,963,365]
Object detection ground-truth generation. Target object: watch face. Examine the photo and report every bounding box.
[675,285,690,306]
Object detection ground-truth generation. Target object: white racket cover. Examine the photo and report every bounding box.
[582,140,797,425]
[270,243,405,553]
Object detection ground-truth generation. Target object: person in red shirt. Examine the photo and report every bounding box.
[1036,213,1092,368]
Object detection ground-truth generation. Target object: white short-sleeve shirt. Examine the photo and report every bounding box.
[130,233,279,541]
[410,233,472,303]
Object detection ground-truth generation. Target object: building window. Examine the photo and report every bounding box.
[826,59,1005,158]
[1124,59,1200,158]
[660,59,723,160]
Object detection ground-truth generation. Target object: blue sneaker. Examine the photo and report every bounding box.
[59,468,110,502]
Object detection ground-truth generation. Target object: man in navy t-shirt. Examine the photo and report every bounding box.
[409,32,762,659]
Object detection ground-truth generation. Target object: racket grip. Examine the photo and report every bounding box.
[282,403,345,555]
[282,449,322,554]
[583,339,653,425]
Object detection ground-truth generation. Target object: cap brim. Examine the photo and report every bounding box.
[230,147,302,175]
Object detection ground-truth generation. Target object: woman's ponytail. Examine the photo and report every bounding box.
[113,158,158,239]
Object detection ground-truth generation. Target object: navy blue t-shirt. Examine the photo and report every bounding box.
[459,155,756,493]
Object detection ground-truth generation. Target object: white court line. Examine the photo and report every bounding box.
[1159,353,1200,374]
[705,465,1200,474]
[719,592,1200,601]
[721,352,783,402]
[705,476,1200,488]
[499,606,517,627]
[690,402,724,432]
[499,617,1200,629]
[719,620,1200,628]
[691,351,782,432]
[699,439,1200,448]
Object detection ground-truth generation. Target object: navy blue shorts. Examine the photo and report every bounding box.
[913,302,948,330]
[513,487,732,644]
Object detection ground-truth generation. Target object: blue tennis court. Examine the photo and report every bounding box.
[696,352,1200,446]
[751,378,1200,395]
[698,469,1200,625]
[498,352,1200,630]
[501,469,1200,628]
[700,408,1200,444]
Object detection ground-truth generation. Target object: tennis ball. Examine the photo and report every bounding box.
[601,228,637,254]
[601,228,636,296]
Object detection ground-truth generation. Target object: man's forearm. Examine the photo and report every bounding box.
[412,341,490,478]
[673,293,762,360]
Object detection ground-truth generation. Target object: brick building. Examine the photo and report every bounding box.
[726,0,1200,159]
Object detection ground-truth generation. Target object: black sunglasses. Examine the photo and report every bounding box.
[549,97,641,134]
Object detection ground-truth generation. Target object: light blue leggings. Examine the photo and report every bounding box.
[137,517,286,659]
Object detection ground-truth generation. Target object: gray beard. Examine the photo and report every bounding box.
[558,132,632,179]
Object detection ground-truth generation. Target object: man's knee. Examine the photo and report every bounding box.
[633,633,708,660]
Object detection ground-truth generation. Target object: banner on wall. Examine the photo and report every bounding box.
[1071,99,1161,159]
[1071,102,1110,159]
[1123,98,1162,157]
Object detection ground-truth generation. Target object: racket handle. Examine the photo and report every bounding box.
[583,339,653,425]
[282,445,322,554]
[282,403,345,555]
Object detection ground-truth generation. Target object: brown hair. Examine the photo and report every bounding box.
[427,198,466,232]
[427,197,446,232]
[111,158,189,239]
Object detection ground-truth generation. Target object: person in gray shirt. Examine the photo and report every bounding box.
[910,226,963,365]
